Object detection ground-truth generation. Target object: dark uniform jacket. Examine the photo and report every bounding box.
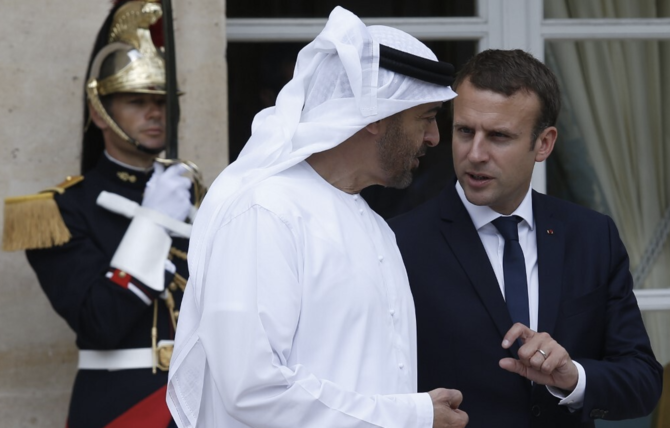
[389,180,662,428]
[26,154,187,428]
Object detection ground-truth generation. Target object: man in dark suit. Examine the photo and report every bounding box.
[390,49,663,428]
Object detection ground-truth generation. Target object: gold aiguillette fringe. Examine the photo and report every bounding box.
[2,192,71,251]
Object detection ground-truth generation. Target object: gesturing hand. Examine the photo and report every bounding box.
[500,323,579,392]
[428,388,469,428]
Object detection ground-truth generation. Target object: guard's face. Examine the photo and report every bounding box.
[377,101,442,189]
[108,93,166,150]
[94,93,167,167]
[452,79,555,215]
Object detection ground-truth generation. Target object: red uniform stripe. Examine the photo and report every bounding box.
[104,385,171,428]
[109,269,132,289]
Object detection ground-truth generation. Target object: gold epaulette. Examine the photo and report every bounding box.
[2,175,84,251]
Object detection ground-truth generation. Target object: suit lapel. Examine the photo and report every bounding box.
[439,184,519,354]
[533,192,564,337]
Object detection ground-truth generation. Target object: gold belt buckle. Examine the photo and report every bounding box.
[155,340,174,371]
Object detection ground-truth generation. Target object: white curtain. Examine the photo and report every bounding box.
[545,0,670,365]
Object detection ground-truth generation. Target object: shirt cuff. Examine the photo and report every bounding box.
[413,392,434,428]
[547,360,586,410]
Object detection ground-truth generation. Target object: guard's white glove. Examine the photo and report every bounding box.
[142,162,192,222]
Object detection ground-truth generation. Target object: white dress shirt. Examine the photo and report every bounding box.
[455,182,585,408]
[167,162,432,427]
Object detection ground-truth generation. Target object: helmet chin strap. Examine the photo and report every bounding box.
[87,78,165,156]
[134,141,165,155]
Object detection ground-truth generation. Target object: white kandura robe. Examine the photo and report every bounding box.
[169,161,433,427]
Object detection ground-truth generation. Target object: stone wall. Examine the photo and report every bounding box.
[0,0,228,426]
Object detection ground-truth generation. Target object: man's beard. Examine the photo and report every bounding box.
[377,118,424,189]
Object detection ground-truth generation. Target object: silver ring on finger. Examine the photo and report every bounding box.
[535,349,548,360]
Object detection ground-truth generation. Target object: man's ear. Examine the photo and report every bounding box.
[88,102,109,130]
[364,120,382,136]
[534,126,557,162]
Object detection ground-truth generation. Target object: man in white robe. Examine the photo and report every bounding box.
[167,6,467,428]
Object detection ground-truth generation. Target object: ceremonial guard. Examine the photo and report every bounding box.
[2,1,202,427]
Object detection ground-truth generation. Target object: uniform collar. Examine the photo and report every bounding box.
[95,152,153,189]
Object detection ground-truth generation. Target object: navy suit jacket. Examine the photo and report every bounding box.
[389,181,662,428]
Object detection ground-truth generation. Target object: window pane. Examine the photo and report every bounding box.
[227,40,477,218]
[228,1,475,18]
[544,0,670,19]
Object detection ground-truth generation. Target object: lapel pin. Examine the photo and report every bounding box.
[547,229,554,235]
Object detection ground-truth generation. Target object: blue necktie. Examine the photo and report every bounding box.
[492,216,530,327]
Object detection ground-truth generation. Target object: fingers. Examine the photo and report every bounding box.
[502,324,556,372]
[432,406,468,428]
[150,163,192,192]
[500,329,579,390]
[166,164,193,192]
[429,388,468,428]
[143,162,193,221]
[443,408,469,428]
[446,389,463,408]
[499,357,524,374]
[529,348,551,371]
[152,162,190,183]
[152,161,166,175]
[162,162,188,178]
[499,353,554,377]
[501,322,533,348]
[517,333,558,370]
[428,388,463,408]
[146,162,165,187]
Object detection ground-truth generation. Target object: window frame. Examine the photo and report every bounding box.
[225,0,670,310]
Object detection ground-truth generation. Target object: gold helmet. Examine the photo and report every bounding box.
[86,0,167,153]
